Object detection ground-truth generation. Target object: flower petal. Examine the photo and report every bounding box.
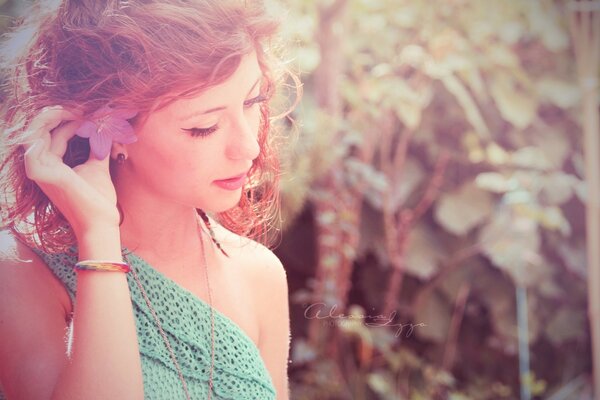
[91,105,114,119]
[89,129,112,160]
[74,120,98,138]
[103,119,138,144]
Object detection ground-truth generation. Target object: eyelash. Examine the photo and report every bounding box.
[184,94,268,138]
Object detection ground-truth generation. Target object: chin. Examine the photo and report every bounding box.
[198,191,243,213]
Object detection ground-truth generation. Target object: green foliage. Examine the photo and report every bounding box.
[277,0,592,398]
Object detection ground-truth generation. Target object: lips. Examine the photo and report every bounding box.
[219,172,247,181]
[213,171,249,190]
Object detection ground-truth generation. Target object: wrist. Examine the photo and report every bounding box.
[76,227,123,262]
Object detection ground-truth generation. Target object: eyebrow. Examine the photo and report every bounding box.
[181,76,263,121]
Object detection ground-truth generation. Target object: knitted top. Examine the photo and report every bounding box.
[0,246,275,400]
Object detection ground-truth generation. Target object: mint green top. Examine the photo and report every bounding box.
[0,246,275,400]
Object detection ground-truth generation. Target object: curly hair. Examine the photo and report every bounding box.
[0,0,293,253]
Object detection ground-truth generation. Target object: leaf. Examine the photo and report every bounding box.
[490,72,537,129]
[440,73,490,138]
[475,172,517,193]
[386,79,432,130]
[396,97,422,129]
[435,182,494,235]
[536,78,581,109]
[538,206,571,235]
[531,125,572,169]
[316,210,336,225]
[429,29,472,72]
[367,371,398,400]
[574,180,587,204]
[522,371,548,396]
[405,224,444,280]
[486,142,510,165]
[572,153,585,179]
[398,44,427,67]
[345,158,389,196]
[479,208,543,287]
[498,20,525,44]
[486,43,520,68]
[449,394,472,400]
[511,202,571,235]
[389,157,426,211]
[457,68,487,101]
[511,147,552,170]
[462,130,486,162]
[557,241,587,279]
[526,1,569,51]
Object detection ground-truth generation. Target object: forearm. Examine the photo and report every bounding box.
[50,229,144,400]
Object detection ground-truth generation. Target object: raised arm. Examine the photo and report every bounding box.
[0,106,144,400]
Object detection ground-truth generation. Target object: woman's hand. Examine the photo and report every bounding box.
[23,106,121,238]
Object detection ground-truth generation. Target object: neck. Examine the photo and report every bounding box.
[114,182,203,266]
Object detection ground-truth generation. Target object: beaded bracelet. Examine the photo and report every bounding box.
[74,260,131,273]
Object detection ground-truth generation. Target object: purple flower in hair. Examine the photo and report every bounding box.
[74,105,138,160]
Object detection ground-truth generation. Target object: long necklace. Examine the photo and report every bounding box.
[124,216,216,400]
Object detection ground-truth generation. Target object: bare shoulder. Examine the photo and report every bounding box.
[211,221,286,278]
[0,230,72,399]
[0,230,71,316]
[214,223,288,302]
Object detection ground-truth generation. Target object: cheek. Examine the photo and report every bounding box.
[131,122,228,186]
[130,133,188,181]
[249,108,261,135]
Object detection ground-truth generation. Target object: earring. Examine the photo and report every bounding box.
[198,209,230,257]
[116,153,126,165]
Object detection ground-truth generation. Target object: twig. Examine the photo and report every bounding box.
[383,150,450,316]
[442,282,471,371]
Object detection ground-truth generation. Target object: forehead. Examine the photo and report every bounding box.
[164,52,261,117]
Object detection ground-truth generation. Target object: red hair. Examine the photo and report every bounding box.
[0,0,291,252]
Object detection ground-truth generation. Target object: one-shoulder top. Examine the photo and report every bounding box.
[0,246,276,400]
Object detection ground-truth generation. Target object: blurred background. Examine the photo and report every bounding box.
[1,1,598,399]
[268,1,598,399]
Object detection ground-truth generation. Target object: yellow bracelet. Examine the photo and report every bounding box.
[74,260,131,273]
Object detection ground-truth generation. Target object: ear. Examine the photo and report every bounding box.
[110,142,128,161]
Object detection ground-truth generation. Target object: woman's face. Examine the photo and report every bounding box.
[123,51,264,213]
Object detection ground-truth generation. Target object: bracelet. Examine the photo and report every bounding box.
[74,260,131,273]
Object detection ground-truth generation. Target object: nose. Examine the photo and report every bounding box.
[225,112,260,161]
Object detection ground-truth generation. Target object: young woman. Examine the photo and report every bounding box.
[0,1,293,399]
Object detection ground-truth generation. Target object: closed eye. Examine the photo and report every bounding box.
[183,93,267,138]
[183,125,218,138]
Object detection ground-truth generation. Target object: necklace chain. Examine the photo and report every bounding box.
[125,216,215,400]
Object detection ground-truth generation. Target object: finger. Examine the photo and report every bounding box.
[27,106,81,140]
[23,138,46,181]
[48,120,82,158]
